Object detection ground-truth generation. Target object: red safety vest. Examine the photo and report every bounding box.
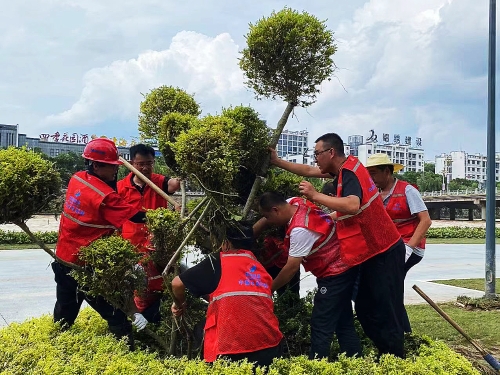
[385,179,426,249]
[117,173,168,252]
[261,197,320,269]
[283,203,349,278]
[134,261,164,312]
[204,250,283,362]
[336,156,402,266]
[56,171,119,264]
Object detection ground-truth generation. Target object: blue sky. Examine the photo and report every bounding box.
[0,0,495,159]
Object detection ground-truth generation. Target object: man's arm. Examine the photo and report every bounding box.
[407,211,432,249]
[270,148,329,178]
[253,217,270,238]
[299,181,361,215]
[171,276,187,316]
[164,177,181,194]
[405,186,432,249]
[271,256,302,292]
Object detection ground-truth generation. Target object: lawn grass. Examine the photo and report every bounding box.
[406,303,500,349]
[426,238,486,244]
[432,278,500,291]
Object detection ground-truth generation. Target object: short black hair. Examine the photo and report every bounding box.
[321,181,336,196]
[130,144,155,160]
[258,191,287,212]
[226,223,254,250]
[376,165,394,174]
[315,133,345,157]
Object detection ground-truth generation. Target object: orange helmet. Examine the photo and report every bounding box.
[82,138,122,165]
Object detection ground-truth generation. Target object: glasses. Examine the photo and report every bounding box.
[133,161,155,168]
[313,148,333,160]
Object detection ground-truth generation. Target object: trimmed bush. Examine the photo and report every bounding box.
[0,230,58,244]
[427,227,500,239]
[0,309,480,374]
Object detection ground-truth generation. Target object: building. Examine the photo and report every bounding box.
[357,143,425,172]
[435,151,500,183]
[276,130,309,158]
[0,124,18,148]
[283,144,351,166]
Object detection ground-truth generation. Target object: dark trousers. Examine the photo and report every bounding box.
[309,267,361,359]
[222,340,283,368]
[354,240,406,358]
[52,262,132,343]
[402,252,423,332]
[141,298,162,324]
[267,265,300,297]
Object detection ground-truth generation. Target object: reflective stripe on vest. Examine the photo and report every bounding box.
[210,291,272,304]
[221,252,257,261]
[62,211,117,230]
[336,191,381,221]
[392,216,418,223]
[309,226,336,256]
[72,174,107,197]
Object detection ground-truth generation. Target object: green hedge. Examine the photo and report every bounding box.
[0,309,480,374]
[0,230,58,244]
[0,227,497,244]
[427,227,500,239]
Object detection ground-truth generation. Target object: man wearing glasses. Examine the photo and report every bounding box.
[269,132,406,359]
[117,143,181,331]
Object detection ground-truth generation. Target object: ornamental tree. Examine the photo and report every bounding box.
[138,86,201,142]
[239,7,337,216]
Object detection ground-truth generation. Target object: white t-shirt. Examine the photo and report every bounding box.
[286,198,322,258]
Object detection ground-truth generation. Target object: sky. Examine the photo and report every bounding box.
[0,0,495,159]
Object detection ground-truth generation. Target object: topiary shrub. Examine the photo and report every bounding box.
[0,147,61,225]
[146,208,187,268]
[70,235,146,315]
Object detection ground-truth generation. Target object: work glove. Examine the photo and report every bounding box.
[132,313,148,331]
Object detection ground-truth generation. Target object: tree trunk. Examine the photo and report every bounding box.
[180,180,187,219]
[14,220,84,271]
[241,101,296,219]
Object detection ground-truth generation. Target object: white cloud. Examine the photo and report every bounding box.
[43,31,246,128]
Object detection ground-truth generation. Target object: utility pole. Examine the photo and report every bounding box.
[485,0,496,298]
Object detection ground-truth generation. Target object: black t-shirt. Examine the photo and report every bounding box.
[179,253,222,297]
[329,169,363,201]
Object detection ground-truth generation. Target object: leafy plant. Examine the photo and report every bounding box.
[70,236,146,315]
[138,85,201,142]
[0,147,62,225]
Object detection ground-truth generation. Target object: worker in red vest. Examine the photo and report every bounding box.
[255,192,361,360]
[260,197,319,298]
[117,144,181,328]
[366,153,432,332]
[170,224,283,368]
[269,132,406,359]
[53,138,149,348]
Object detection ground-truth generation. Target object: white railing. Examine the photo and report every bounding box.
[421,188,495,197]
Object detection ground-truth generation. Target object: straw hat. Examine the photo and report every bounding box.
[366,153,404,172]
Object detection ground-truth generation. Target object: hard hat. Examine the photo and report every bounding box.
[82,138,122,165]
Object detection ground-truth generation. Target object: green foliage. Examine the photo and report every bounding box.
[0,310,480,374]
[448,178,480,191]
[0,230,58,244]
[158,113,199,175]
[51,151,86,186]
[424,163,435,173]
[71,236,146,314]
[398,171,420,185]
[138,85,201,141]
[146,208,187,267]
[426,227,500,239]
[261,169,303,198]
[0,147,62,224]
[240,7,337,107]
[417,172,443,192]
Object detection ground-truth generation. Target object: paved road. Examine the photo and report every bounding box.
[0,244,496,328]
